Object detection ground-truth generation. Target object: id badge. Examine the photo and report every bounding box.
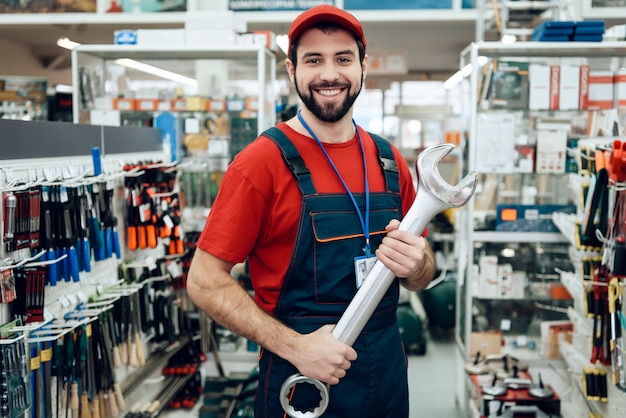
[354,254,378,289]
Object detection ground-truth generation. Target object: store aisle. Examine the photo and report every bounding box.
[408,330,463,418]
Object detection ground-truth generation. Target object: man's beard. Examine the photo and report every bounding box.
[294,71,363,123]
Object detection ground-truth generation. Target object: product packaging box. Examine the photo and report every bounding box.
[495,204,576,232]
[588,70,615,110]
[478,255,499,298]
[469,331,502,358]
[559,65,580,110]
[528,63,550,110]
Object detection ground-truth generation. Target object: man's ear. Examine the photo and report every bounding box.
[362,54,368,80]
[285,58,295,82]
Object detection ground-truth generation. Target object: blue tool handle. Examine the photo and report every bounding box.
[55,247,66,282]
[81,238,91,272]
[47,249,58,286]
[104,228,113,259]
[63,248,71,282]
[69,246,80,282]
[112,228,121,259]
[92,147,102,176]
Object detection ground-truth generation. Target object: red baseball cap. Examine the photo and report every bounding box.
[288,5,366,53]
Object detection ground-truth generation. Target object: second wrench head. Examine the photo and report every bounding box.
[416,143,478,208]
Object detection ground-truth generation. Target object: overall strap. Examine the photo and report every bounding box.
[262,127,316,195]
[369,133,400,193]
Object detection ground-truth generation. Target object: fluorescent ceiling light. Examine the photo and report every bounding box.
[114,58,198,87]
[57,37,80,50]
[443,56,488,90]
[56,37,198,87]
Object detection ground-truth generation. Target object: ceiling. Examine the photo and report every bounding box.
[0,14,481,82]
[4,7,625,85]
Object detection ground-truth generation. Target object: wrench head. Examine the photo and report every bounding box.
[416,143,478,208]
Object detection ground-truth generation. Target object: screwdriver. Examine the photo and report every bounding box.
[3,192,17,242]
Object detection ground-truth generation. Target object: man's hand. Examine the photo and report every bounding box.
[289,324,357,385]
[375,219,436,291]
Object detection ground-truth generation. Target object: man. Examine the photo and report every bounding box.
[187,5,436,417]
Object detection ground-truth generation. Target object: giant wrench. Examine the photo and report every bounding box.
[279,143,478,418]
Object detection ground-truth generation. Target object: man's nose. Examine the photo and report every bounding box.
[319,63,340,81]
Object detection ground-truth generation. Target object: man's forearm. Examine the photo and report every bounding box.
[186,251,302,361]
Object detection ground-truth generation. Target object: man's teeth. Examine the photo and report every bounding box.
[319,89,341,96]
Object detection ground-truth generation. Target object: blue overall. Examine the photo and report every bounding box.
[256,127,409,418]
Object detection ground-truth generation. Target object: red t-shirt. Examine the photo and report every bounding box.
[196,122,417,314]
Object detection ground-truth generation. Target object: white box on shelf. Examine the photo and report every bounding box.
[497,263,513,299]
[510,271,526,299]
[185,29,237,45]
[185,11,247,33]
[536,128,568,173]
[559,65,580,110]
[137,29,185,46]
[588,70,615,110]
[528,63,550,110]
[475,112,516,173]
[478,255,499,298]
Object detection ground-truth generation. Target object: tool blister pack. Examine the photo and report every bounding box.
[0,322,31,418]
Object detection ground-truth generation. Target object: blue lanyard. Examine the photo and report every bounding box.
[297,110,372,255]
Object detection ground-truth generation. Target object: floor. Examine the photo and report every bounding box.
[408,329,464,418]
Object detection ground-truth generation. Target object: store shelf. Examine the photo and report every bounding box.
[71,43,272,61]
[462,41,626,61]
[472,231,569,243]
[455,39,626,418]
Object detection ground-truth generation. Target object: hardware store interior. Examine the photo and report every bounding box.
[3,0,626,417]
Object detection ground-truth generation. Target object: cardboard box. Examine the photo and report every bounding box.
[615,69,626,108]
[207,99,226,112]
[588,70,615,110]
[496,204,576,232]
[540,320,573,359]
[135,98,159,111]
[170,98,187,111]
[536,128,568,174]
[113,98,135,111]
[469,331,502,358]
[186,97,206,111]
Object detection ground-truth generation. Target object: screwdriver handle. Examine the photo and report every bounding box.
[46,249,58,286]
[80,393,90,418]
[81,237,91,273]
[104,228,113,259]
[113,383,126,411]
[90,398,100,418]
[112,229,121,259]
[71,382,79,418]
[127,226,137,251]
[68,246,80,283]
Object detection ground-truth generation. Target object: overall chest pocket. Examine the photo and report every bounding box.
[310,207,399,305]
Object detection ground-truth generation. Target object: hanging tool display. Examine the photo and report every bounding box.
[589,266,611,366]
[0,322,30,418]
[2,188,40,254]
[123,163,184,256]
